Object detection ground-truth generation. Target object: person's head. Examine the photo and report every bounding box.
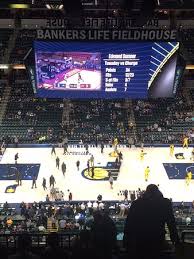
[47,233,59,248]
[143,184,163,200]
[17,234,32,252]
[93,210,103,223]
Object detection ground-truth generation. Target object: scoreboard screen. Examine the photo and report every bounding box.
[34,41,179,99]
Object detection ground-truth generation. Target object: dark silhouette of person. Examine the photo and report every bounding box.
[90,211,117,259]
[56,156,60,169]
[51,144,56,155]
[76,160,80,171]
[14,153,19,164]
[63,143,68,154]
[87,160,90,172]
[71,229,92,259]
[124,184,180,259]
[49,175,56,188]
[31,175,37,189]
[17,170,22,186]
[42,233,68,259]
[69,191,72,201]
[101,143,104,153]
[0,244,7,259]
[91,166,95,178]
[84,143,89,154]
[61,162,66,176]
[8,234,40,259]
[42,178,47,190]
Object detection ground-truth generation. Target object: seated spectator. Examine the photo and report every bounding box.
[186,216,191,226]
[59,218,66,230]
[6,218,13,228]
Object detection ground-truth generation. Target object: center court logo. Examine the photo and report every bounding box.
[82,161,121,181]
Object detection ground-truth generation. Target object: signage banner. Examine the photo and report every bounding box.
[37,29,177,41]
[46,18,160,28]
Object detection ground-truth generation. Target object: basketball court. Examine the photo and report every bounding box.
[0,146,193,203]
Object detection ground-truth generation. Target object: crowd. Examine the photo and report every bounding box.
[0,184,190,259]
[134,95,194,144]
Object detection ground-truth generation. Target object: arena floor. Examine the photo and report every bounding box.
[0,146,193,203]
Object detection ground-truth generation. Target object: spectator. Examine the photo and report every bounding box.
[124,184,180,259]
[8,234,40,259]
[42,233,68,259]
[90,211,117,259]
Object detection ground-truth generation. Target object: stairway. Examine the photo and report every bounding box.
[62,99,71,128]
[47,217,58,233]
[2,28,19,64]
[125,99,137,142]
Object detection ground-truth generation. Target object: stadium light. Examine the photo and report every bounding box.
[0,64,9,69]
[186,65,194,70]
[13,65,26,70]
[46,4,64,10]
[10,4,29,9]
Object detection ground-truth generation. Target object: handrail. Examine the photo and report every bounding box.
[0,232,80,248]
[181,230,194,242]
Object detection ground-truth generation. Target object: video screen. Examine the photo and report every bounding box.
[36,51,101,91]
[34,41,179,99]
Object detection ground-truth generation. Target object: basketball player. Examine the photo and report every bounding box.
[76,160,80,171]
[78,72,83,83]
[183,136,189,149]
[140,149,144,161]
[63,74,67,82]
[90,155,94,167]
[56,156,60,169]
[109,175,114,189]
[186,171,192,186]
[31,175,37,189]
[42,178,47,190]
[113,137,118,153]
[51,144,56,155]
[144,166,150,182]
[190,148,194,161]
[170,144,174,157]
[61,162,66,176]
[87,159,90,172]
[14,153,19,164]
[91,166,95,178]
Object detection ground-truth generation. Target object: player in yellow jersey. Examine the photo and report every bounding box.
[144,166,150,182]
[188,171,192,181]
[185,171,192,186]
[113,137,118,152]
[170,144,174,157]
[183,136,189,149]
[140,149,144,161]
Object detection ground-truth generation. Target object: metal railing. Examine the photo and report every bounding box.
[0,232,80,249]
[181,230,194,243]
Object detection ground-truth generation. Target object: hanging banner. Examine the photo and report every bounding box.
[46,18,160,28]
[36,29,177,41]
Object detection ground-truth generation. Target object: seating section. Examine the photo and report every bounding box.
[67,100,130,144]
[9,29,36,63]
[1,70,63,143]
[0,200,193,245]
[0,81,6,98]
[133,95,194,144]
[0,29,13,63]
